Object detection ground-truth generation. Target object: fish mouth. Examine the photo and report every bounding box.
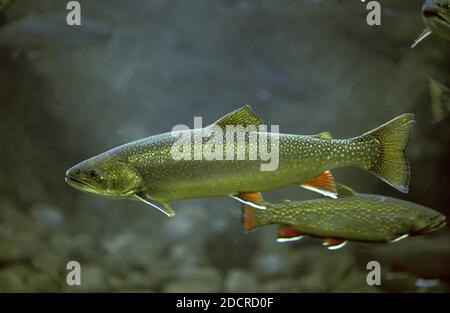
[422,215,447,234]
[423,9,447,22]
[65,176,98,193]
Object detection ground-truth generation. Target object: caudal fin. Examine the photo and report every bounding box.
[360,113,415,193]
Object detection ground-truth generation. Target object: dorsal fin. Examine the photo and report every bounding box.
[311,132,333,140]
[212,105,263,129]
[336,183,356,197]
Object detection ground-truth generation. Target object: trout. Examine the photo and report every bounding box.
[65,106,414,217]
[242,185,446,249]
[412,0,450,48]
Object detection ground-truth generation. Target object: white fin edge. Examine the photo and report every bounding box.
[411,29,432,48]
[325,241,348,250]
[276,236,304,243]
[135,195,175,217]
[300,185,338,199]
[231,195,267,210]
[389,233,409,243]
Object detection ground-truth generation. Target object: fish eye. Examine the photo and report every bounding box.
[86,169,100,178]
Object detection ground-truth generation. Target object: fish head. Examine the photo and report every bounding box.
[65,154,142,198]
[410,209,446,235]
[422,0,450,40]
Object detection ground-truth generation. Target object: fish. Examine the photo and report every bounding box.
[429,77,450,123]
[412,0,450,48]
[241,184,446,249]
[65,105,414,217]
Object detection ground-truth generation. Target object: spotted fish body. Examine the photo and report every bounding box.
[119,130,376,201]
[66,106,414,216]
[243,190,447,243]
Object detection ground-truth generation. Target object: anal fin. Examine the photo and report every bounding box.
[277,225,305,243]
[232,192,266,210]
[300,170,338,199]
[322,238,347,250]
[135,194,175,217]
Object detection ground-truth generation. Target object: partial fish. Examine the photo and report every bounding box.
[429,77,450,123]
[242,185,446,249]
[66,106,414,217]
[412,0,450,48]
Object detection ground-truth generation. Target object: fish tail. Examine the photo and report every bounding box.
[242,203,266,231]
[359,113,415,193]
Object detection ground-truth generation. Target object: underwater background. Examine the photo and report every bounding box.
[0,0,449,292]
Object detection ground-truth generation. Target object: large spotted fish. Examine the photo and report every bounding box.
[65,106,414,217]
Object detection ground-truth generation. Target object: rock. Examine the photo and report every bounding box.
[260,279,301,293]
[30,203,64,228]
[333,269,380,293]
[224,268,258,292]
[0,238,31,262]
[0,265,29,292]
[31,248,66,274]
[163,266,222,292]
[252,253,293,279]
[101,232,136,255]
[62,264,109,292]
[27,272,60,292]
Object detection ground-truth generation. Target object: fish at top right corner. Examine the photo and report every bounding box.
[411,0,450,48]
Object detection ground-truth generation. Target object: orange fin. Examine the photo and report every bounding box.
[242,204,257,231]
[300,170,338,198]
[322,238,348,250]
[232,192,266,210]
[277,226,305,243]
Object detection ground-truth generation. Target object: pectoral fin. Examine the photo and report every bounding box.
[300,170,338,199]
[322,238,348,250]
[231,192,266,210]
[277,225,305,243]
[389,233,409,243]
[135,194,175,217]
[411,28,432,48]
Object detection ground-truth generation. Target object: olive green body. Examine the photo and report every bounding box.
[255,195,446,242]
[102,129,376,202]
